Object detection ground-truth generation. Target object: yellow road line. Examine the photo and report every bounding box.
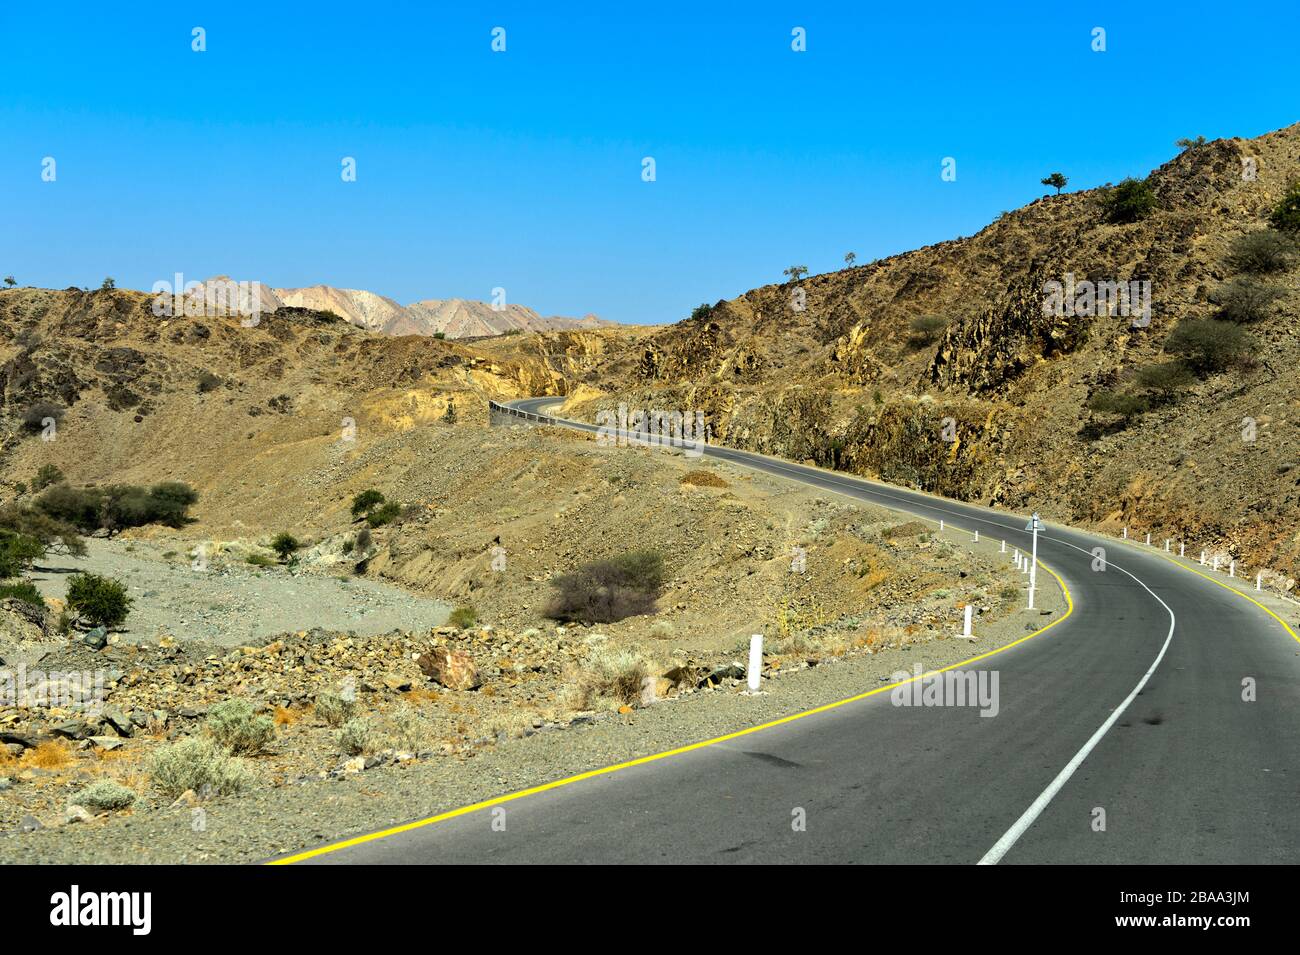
[270,559,1074,864]
[1145,549,1300,646]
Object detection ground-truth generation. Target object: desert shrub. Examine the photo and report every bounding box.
[204,698,275,755]
[547,550,665,623]
[365,502,401,527]
[380,705,432,753]
[575,648,648,706]
[0,503,85,557]
[36,481,197,532]
[245,553,276,568]
[72,780,137,811]
[147,738,253,799]
[32,464,64,492]
[1086,390,1149,419]
[0,581,45,607]
[196,370,222,393]
[354,527,372,552]
[1271,181,1300,233]
[689,303,713,321]
[65,572,133,627]
[448,604,478,629]
[1210,276,1285,323]
[1134,361,1193,401]
[0,531,44,578]
[1104,177,1158,223]
[1164,318,1251,374]
[350,489,385,518]
[335,717,373,756]
[141,481,199,527]
[432,332,446,340]
[20,401,64,432]
[270,532,299,561]
[1226,230,1296,273]
[909,314,949,345]
[314,691,357,726]
[341,536,355,555]
[648,620,675,640]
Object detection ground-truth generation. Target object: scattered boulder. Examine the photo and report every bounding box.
[81,626,109,650]
[417,647,481,690]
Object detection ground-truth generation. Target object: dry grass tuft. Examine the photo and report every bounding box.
[680,470,729,488]
[26,740,72,769]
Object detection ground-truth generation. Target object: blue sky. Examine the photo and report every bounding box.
[2,1,1297,325]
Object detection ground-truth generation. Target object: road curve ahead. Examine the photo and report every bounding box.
[284,398,1300,865]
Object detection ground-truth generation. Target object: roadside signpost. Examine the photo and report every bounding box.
[1024,513,1042,609]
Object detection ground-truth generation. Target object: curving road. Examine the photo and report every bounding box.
[282,397,1300,865]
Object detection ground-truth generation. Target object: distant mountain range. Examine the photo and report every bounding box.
[183,277,612,339]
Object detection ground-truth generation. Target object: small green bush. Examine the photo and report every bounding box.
[350,489,385,518]
[196,371,222,393]
[1086,391,1149,419]
[1104,177,1158,224]
[448,604,478,629]
[65,572,132,627]
[1226,230,1296,274]
[315,691,357,727]
[147,738,253,799]
[72,780,137,811]
[909,314,949,345]
[204,698,275,755]
[1164,318,1252,374]
[270,532,300,561]
[365,502,401,527]
[1270,181,1300,233]
[246,553,276,568]
[547,550,665,623]
[335,717,373,756]
[0,531,44,578]
[1211,276,1285,323]
[1134,361,1194,401]
[32,464,64,492]
[0,581,45,607]
[20,401,64,433]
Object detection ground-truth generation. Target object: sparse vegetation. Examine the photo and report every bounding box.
[148,737,253,799]
[1040,172,1068,195]
[1165,318,1252,374]
[350,489,385,519]
[270,532,300,562]
[1175,135,1208,150]
[335,717,373,756]
[448,604,478,629]
[314,691,357,727]
[844,252,857,267]
[245,553,276,568]
[197,370,223,393]
[100,277,116,291]
[1225,230,1296,274]
[547,550,665,623]
[783,265,809,282]
[1086,390,1150,420]
[204,698,275,755]
[31,464,64,492]
[35,480,198,533]
[72,780,137,811]
[0,531,45,579]
[65,572,133,627]
[689,303,713,321]
[0,581,45,607]
[572,648,648,708]
[1134,361,1194,402]
[1211,276,1285,323]
[1271,181,1300,233]
[1103,177,1158,224]
[909,314,949,345]
[365,501,401,527]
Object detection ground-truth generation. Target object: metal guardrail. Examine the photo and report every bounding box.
[488,399,548,424]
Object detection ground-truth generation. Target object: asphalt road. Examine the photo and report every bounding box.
[290,398,1300,864]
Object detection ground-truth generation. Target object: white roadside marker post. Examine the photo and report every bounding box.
[1213,556,1220,571]
[1145,532,1151,546]
[1014,550,1021,569]
[939,519,944,532]
[1025,513,1041,610]
[1001,540,1006,553]
[1122,526,1127,539]
[1165,539,1170,552]
[962,604,973,640]
[1200,549,1206,566]
[1180,542,1185,558]
[747,634,763,694]
[1256,572,1262,592]
[1230,561,1235,578]
[974,530,978,543]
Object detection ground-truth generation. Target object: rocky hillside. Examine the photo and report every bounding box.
[558,122,1300,581]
